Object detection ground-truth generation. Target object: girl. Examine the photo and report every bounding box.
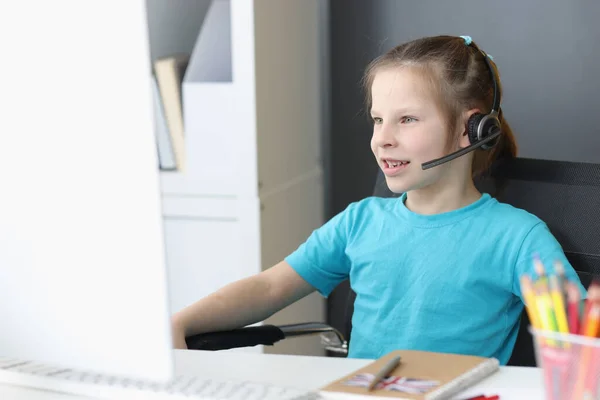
[171,35,584,365]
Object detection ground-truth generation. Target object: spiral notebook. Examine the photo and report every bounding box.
[318,350,499,400]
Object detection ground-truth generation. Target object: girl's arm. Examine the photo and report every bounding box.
[170,260,315,349]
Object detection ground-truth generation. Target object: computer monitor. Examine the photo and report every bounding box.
[0,1,174,383]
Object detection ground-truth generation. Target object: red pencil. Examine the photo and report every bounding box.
[566,283,581,334]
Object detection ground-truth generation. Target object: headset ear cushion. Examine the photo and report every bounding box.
[467,113,484,144]
[480,116,502,149]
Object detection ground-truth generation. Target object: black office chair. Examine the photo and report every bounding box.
[185,157,600,367]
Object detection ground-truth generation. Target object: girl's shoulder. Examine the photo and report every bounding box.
[484,197,546,227]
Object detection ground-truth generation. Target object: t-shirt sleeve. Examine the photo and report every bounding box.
[284,204,354,297]
[513,221,587,301]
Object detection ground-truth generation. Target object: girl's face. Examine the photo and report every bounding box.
[369,66,468,194]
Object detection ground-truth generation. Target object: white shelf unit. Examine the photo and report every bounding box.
[147,0,329,356]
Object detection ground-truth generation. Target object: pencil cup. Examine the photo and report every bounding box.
[530,327,600,400]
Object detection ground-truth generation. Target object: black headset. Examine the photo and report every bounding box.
[421,45,502,170]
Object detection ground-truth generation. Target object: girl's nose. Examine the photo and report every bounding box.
[373,126,398,148]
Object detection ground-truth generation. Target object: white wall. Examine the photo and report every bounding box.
[147,0,330,356]
[252,0,329,357]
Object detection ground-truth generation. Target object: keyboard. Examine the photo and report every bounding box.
[0,358,321,400]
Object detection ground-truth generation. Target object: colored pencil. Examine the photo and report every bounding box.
[586,285,600,337]
[549,275,570,336]
[573,285,600,400]
[534,280,559,347]
[581,281,600,336]
[572,304,600,400]
[520,275,541,330]
[533,257,559,335]
[566,282,581,335]
[583,344,600,400]
[553,260,568,303]
[518,259,600,400]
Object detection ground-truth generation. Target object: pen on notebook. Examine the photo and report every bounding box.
[367,355,401,391]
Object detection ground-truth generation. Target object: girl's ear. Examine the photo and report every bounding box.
[459,108,481,147]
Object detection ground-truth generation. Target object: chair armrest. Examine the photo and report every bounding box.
[185,325,285,350]
[185,322,348,354]
[279,322,348,354]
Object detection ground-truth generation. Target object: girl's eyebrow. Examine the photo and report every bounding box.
[370,106,421,115]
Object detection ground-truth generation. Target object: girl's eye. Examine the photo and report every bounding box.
[372,117,383,125]
[401,116,417,124]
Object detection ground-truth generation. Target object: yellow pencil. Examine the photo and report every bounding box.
[520,275,541,330]
[549,275,570,348]
[533,258,559,326]
[533,256,549,292]
[549,275,569,333]
[534,286,556,346]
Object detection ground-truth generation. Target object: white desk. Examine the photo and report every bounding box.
[0,350,546,399]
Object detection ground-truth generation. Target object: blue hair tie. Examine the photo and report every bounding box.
[461,35,495,60]
[460,35,472,45]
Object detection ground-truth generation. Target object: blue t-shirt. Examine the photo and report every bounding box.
[285,192,585,365]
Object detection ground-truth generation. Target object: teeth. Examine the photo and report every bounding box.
[386,160,407,167]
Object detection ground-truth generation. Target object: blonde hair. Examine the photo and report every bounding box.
[362,35,517,178]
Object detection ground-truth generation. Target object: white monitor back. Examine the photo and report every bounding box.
[0,1,173,383]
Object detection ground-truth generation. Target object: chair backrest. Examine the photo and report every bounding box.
[343,156,600,366]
